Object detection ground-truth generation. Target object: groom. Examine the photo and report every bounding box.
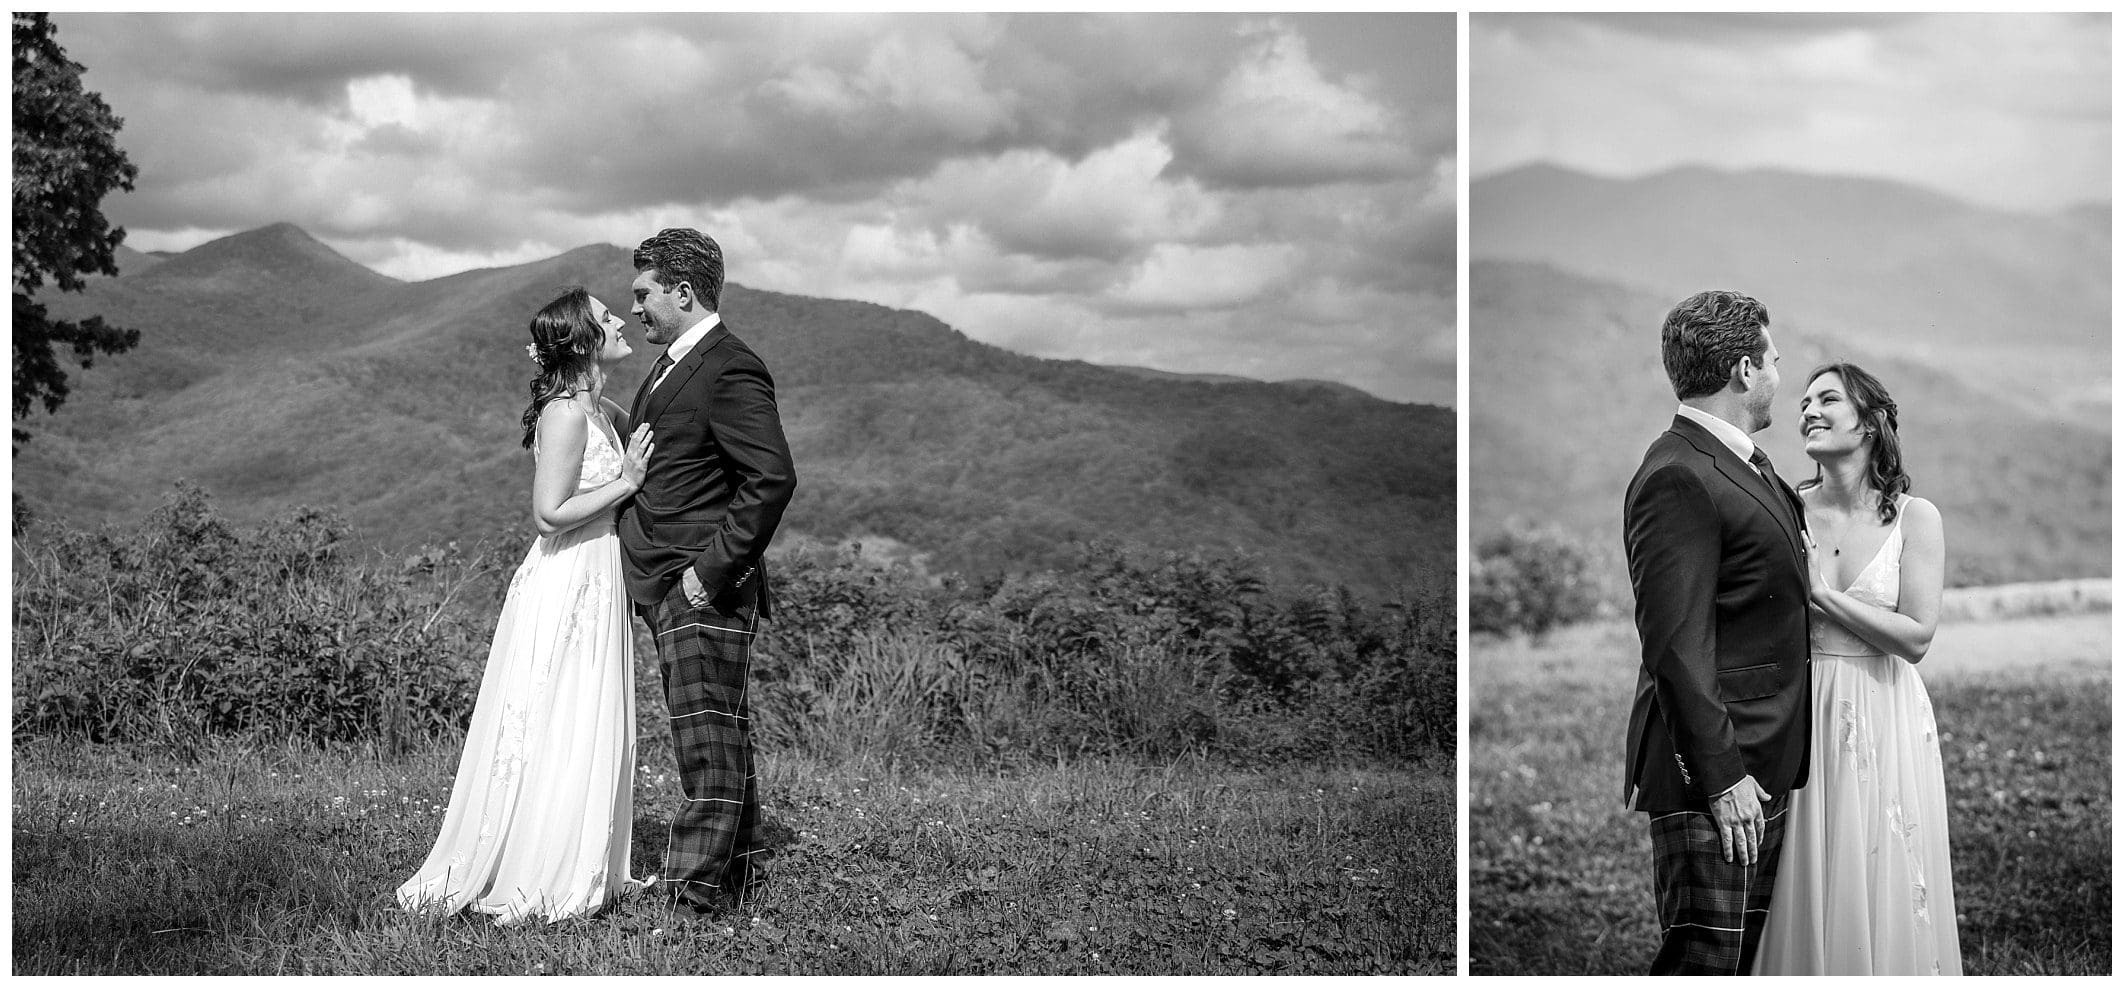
[618,227,797,916]
[1622,290,1811,975]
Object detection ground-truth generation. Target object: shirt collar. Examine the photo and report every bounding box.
[1675,402,1755,463]
[661,311,723,366]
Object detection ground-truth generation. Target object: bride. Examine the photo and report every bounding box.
[1754,362,1961,974]
[398,287,656,925]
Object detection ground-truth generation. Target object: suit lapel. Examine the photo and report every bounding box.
[627,365,659,425]
[1670,416,1807,567]
[642,323,730,424]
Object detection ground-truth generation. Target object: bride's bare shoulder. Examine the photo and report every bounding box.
[538,395,588,421]
[534,395,590,445]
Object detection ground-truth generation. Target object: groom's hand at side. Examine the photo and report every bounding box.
[1710,774,1771,865]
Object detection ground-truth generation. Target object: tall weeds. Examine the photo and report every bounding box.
[12,483,496,755]
[14,484,1452,764]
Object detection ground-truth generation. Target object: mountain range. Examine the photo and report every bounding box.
[1471,165,2110,592]
[1474,163,2110,420]
[17,224,1452,596]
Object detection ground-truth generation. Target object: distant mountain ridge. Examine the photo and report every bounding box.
[1472,163,2110,421]
[1470,163,2109,591]
[1471,258,2109,591]
[21,224,1451,595]
[1103,364,1380,400]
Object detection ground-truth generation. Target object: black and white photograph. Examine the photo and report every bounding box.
[11,12,1455,975]
[1465,12,2110,976]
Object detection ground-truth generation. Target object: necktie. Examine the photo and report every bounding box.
[1748,446,1777,486]
[631,351,673,421]
[1750,445,1805,541]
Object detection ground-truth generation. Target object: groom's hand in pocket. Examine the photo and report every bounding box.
[1711,774,1770,865]
[682,567,709,609]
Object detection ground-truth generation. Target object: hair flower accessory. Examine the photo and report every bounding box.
[524,344,540,362]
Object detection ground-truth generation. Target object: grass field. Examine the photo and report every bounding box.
[12,733,1451,975]
[1470,614,2111,976]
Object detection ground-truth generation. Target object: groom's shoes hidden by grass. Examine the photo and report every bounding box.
[726,850,776,907]
[660,861,774,921]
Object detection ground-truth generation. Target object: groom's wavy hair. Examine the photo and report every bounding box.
[1795,362,1909,525]
[633,228,725,312]
[519,286,605,449]
[1661,290,1771,401]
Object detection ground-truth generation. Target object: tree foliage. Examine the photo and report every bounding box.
[12,12,139,447]
[14,486,1453,763]
[1469,521,1600,638]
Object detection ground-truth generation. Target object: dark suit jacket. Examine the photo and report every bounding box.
[1622,414,1810,813]
[619,321,797,614]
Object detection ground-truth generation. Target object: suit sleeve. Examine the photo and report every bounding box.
[1626,462,1746,800]
[691,351,796,595]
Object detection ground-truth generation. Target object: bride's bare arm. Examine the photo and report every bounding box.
[531,400,652,536]
[1809,497,1945,662]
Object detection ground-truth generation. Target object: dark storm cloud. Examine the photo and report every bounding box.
[64,12,538,105]
[1500,12,1923,43]
[45,11,1456,404]
[1472,12,2110,214]
[63,13,1451,230]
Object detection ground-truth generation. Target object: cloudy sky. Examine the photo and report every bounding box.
[1473,13,2110,213]
[49,12,1456,406]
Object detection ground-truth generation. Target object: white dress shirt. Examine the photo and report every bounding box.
[650,312,723,392]
[1676,402,1755,464]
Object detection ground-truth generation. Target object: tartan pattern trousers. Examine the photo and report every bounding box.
[1648,792,1790,975]
[642,580,765,911]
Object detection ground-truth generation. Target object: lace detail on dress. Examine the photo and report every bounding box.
[531,398,625,497]
[1811,496,1909,657]
[576,415,623,494]
[482,697,531,838]
[1890,799,1938,971]
[554,569,610,678]
[1837,697,1876,783]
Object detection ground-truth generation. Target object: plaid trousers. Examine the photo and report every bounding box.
[1648,793,1790,975]
[642,579,765,911]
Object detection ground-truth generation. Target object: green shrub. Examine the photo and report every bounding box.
[16,488,1452,765]
[756,540,1453,763]
[12,483,498,752]
[1470,522,1600,638]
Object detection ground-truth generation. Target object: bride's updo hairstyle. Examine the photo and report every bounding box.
[519,286,604,449]
[1796,362,1909,524]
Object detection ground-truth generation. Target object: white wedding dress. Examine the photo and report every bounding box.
[1755,495,1961,974]
[397,405,641,925]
